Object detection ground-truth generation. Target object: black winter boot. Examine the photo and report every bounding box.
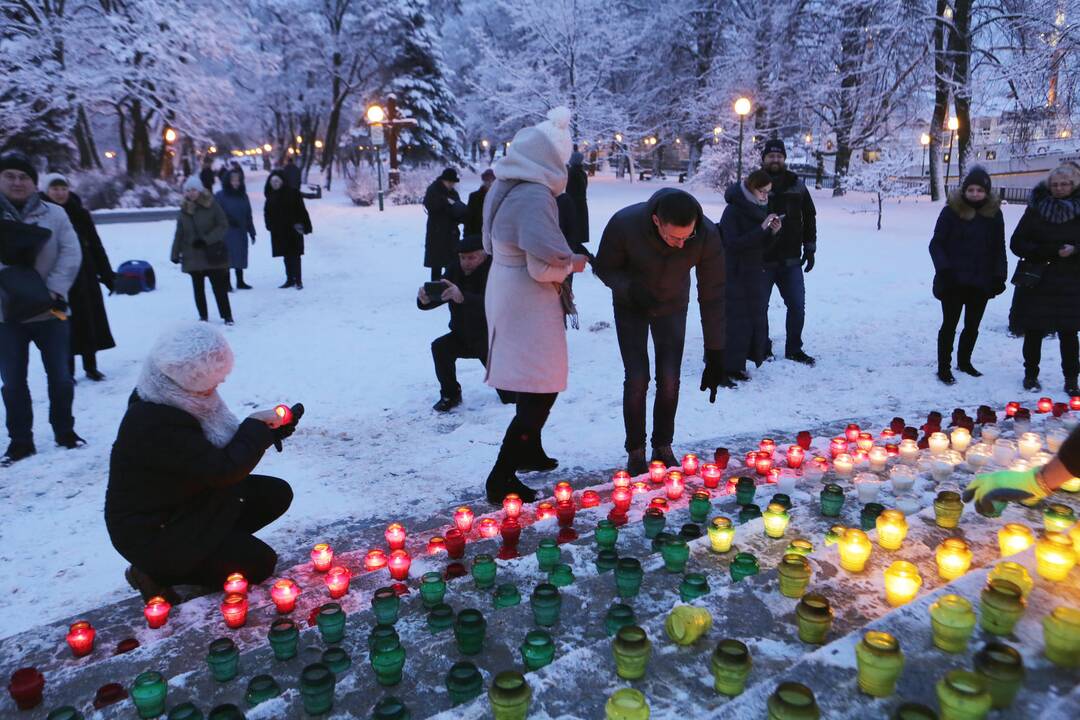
[956,330,983,377]
[486,425,537,504]
[1,441,35,467]
[651,445,678,469]
[937,329,956,385]
[125,565,181,606]
[1023,371,1041,391]
[627,448,647,477]
[517,430,558,473]
[1066,377,1080,397]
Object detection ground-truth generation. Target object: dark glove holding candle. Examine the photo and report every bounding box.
[700,349,735,403]
[271,403,304,452]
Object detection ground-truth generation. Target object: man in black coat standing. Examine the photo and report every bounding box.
[761,139,817,366]
[281,155,302,190]
[464,168,495,236]
[566,151,590,244]
[198,156,216,192]
[595,188,731,476]
[418,234,513,411]
[423,168,466,281]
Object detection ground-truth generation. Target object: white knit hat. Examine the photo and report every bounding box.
[39,172,69,191]
[146,321,234,393]
[494,106,574,195]
[182,174,204,193]
[534,106,573,165]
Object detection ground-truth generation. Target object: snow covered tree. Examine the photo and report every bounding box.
[846,147,922,230]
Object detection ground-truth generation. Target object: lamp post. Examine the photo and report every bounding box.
[920,133,930,177]
[366,104,386,212]
[945,117,959,190]
[734,97,752,183]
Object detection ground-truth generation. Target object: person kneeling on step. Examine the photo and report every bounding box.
[418,233,515,411]
[105,322,299,604]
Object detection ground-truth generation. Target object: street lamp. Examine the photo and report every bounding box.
[263,143,272,152]
[366,104,387,212]
[920,133,930,176]
[734,97,752,183]
[945,116,959,189]
[163,127,177,144]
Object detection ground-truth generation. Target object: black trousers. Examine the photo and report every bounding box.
[432,333,483,397]
[939,291,988,339]
[490,392,558,475]
[614,305,687,452]
[283,255,303,284]
[68,352,98,378]
[160,475,293,587]
[1023,331,1080,379]
[191,270,232,321]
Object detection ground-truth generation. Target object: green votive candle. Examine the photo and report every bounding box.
[596,519,620,549]
[778,553,812,598]
[929,594,976,653]
[935,669,991,720]
[820,484,844,517]
[493,583,521,609]
[130,671,167,719]
[612,625,651,680]
[316,603,346,644]
[530,583,562,627]
[661,535,690,573]
[596,549,619,573]
[605,688,649,720]
[679,572,710,602]
[446,661,484,706]
[371,587,400,625]
[419,571,446,608]
[730,552,759,582]
[973,642,1024,709]
[454,608,487,655]
[164,703,200,720]
[711,638,752,697]
[735,476,756,506]
[855,631,904,698]
[207,637,240,681]
[642,508,666,539]
[427,603,454,633]
[267,619,298,661]
[979,579,1025,636]
[739,503,762,524]
[934,491,964,529]
[299,662,335,715]
[605,603,636,636]
[689,491,712,523]
[614,557,644,598]
[488,670,532,720]
[321,647,351,674]
[472,554,498,589]
[796,593,833,645]
[860,502,885,531]
[370,635,406,687]
[371,696,410,720]
[1043,605,1080,667]
[536,538,561,572]
[520,629,556,671]
[245,675,281,705]
[766,682,820,720]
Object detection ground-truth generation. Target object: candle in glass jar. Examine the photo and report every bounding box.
[1036,533,1077,581]
[66,620,95,657]
[144,596,171,629]
[883,561,921,606]
[1048,428,1069,453]
[759,438,776,455]
[762,503,790,539]
[898,439,919,464]
[832,453,853,477]
[707,517,735,553]
[1045,503,1077,533]
[1018,432,1042,459]
[648,497,669,513]
[612,487,633,512]
[311,543,334,572]
[981,424,1001,444]
[270,579,300,613]
[664,471,685,500]
[427,537,446,555]
[1037,396,1053,413]
[830,437,847,458]
[935,538,973,580]
[950,428,972,453]
[478,517,500,539]
[503,493,523,518]
[846,424,861,442]
[454,507,475,534]
[808,456,828,478]
[992,439,1018,466]
[223,572,248,596]
[1005,401,1020,417]
[365,549,389,570]
[755,452,773,477]
[928,432,950,455]
[875,510,908,551]
[702,463,722,488]
[580,490,600,507]
[325,566,351,599]
[221,593,248,628]
[855,473,882,504]
[388,550,412,581]
[786,445,805,469]
[555,481,575,502]
[997,523,1035,557]
[648,461,667,484]
[868,446,888,471]
[682,453,700,475]
[856,432,874,453]
[838,529,873,572]
[632,480,648,494]
[384,522,406,550]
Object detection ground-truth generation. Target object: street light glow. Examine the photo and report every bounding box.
[947,117,959,131]
[734,97,752,116]
[366,105,386,124]
[209,146,217,154]
[920,133,931,146]
[296,135,303,144]
[163,128,177,143]
[314,139,324,149]
[263,143,272,152]
[614,133,623,142]
[481,139,489,148]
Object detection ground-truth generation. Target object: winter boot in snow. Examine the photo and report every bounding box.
[627,448,647,477]
[1,441,35,467]
[125,565,181,606]
[1066,377,1080,397]
[956,330,983,377]
[729,370,751,382]
[433,393,462,412]
[1023,371,1041,391]
[486,425,537,504]
[517,430,558,473]
[651,445,678,469]
[56,431,86,449]
[937,329,956,385]
[785,350,817,366]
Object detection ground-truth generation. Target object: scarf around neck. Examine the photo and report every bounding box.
[1035,192,1080,225]
[135,361,240,448]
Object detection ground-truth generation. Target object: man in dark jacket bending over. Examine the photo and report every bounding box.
[419,233,514,411]
[595,188,730,476]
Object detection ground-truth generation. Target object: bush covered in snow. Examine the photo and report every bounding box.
[690,144,739,193]
[345,167,429,207]
[73,172,181,211]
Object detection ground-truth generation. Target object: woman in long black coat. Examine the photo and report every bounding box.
[1009,164,1080,395]
[423,168,466,281]
[719,170,780,381]
[928,166,1007,385]
[106,323,295,601]
[41,173,115,380]
[264,169,312,289]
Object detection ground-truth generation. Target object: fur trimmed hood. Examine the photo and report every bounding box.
[947,188,1001,221]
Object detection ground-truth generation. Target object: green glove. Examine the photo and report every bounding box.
[962,470,1050,516]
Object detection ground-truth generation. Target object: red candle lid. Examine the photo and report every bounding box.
[114,638,140,655]
[557,527,579,544]
[445,562,467,580]
[8,667,44,692]
[93,682,128,708]
[391,582,410,596]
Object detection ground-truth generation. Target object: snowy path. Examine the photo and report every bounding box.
[0,172,1051,640]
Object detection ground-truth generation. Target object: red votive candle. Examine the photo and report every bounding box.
[445,529,466,559]
[556,500,576,527]
[388,550,411,581]
[845,424,861,442]
[385,523,406,551]
[856,432,874,452]
[503,493,523,519]
[886,444,899,457]
[714,447,731,468]
[611,472,631,490]
[755,452,773,477]
[812,456,829,473]
[664,471,685,500]
[221,593,249,628]
[365,549,389,571]
[649,497,670,513]
[702,462,721,488]
[500,518,521,547]
[786,445,805,469]
[555,480,576,502]
[796,432,812,450]
[767,468,781,484]
[8,667,45,710]
[1037,397,1053,413]
[223,572,248,595]
[744,450,757,467]
[1053,401,1068,417]
[580,490,600,508]
[632,480,648,494]
[325,566,351,599]
[66,621,95,657]
[648,461,667,484]
[682,453,700,475]
[758,439,776,455]
[273,404,293,425]
[270,579,300,613]
[536,502,556,521]
[478,517,500,539]
[1006,401,1020,417]
[612,487,633,512]
[453,507,475,534]
[1071,396,1080,411]
[310,543,334,572]
[830,437,847,458]
[144,596,171,629]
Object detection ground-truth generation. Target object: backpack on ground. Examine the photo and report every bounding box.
[114,260,156,295]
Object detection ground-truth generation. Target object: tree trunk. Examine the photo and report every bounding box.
[876,191,883,231]
[831,8,870,196]
[951,0,973,181]
[928,0,951,202]
[73,106,101,170]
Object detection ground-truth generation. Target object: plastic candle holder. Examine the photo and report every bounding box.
[503,493,523,518]
[1036,532,1077,581]
[268,579,298,613]
[936,538,973,580]
[223,572,248,596]
[530,583,562,626]
[710,639,752,697]
[729,552,759,582]
[786,538,813,557]
[664,471,685,500]
[420,572,447,608]
[316,603,347,644]
[604,604,636,637]
[883,560,922,607]
[267,619,299,661]
[833,453,854,477]
[824,524,846,546]
[365,548,389,571]
[707,516,735,553]
[820,484,845,517]
[612,625,651,679]
[950,427,972,453]
[207,637,240,681]
[876,510,908,551]
[679,573,710,602]
[839,529,873,572]
[439,529,464,559]
[605,688,649,720]
[973,642,1024,709]
[753,452,773,477]
[473,517,497,539]
[456,552,490,588]
[648,460,667,484]
[898,439,919,464]
[372,587,401,625]
[594,548,618,574]
[299,663,336,714]
[1017,431,1042,459]
[614,558,644,599]
[980,579,1026,635]
[1043,606,1080,667]
[702,463,722,488]
[368,625,399,654]
[144,596,171,629]
[520,629,556,670]
[612,488,633,513]
[689,490,712,523]
[492,583,521,609]
[988,562,1033,597]
[768,682,821,719]
[868,446,888,471]
[1044,503,1077,533]
[489,671,532,720]
[446,661,484,706]
[855,631,904,698]
[454,507,475,534]
[427,603,454,633]
[65,620,95,658]
[310,543,333,572]
[325,566,351,599]
[388,550,411,581]
[220,593,248,628]
[738,503,762,524]
[131,672,168,718]
[454,608,487,655]
[735,476,756,506]
[548,563,575,587]
[322,647,351,675]
[46,707,84,720]
[997,523,1034,557]
[859,502,884,531]
[535,538,561,572]
[665,605,712,646]
[787,445,806,470]
[762,503,790,539]
[500,518,522,548]
[796,594,833,644]
[245,675,282,705]
[830,436,847,458]
[8,667,45,710]
[778,553,812,598]
[929,594,976,653]
[553,481,575,505]
[370,634,406,687]
[933,491,964,529]
[680,452,700,475]
[936,669,991,720]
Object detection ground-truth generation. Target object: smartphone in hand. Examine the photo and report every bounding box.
[423,281,446,299]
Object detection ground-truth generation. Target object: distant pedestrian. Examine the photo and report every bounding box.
[215,170,257,290]
[40,173,116,382]
[281,155,302,190]
[423,168,467,281]
[595,188,729,476]
[928,166,1006,385]
[720,170,781,382]
[464,168,495,236]
[172,175,233,324]
[0,151,83,465]
[482,107,589,503]
[264,169,312,289]
[760,139,817,366]
[566,151,590,244]
[1008,164,1080,395]
[199,156,216,192]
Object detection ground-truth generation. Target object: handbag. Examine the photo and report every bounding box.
[0,266,55,321]
[204,241,228,264]
[1011,259,1049,288]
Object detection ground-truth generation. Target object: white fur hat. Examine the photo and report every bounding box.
[182,174,204,193]
[39,172,69,191]
[494,106,574,195]
[535,106,573,165]
[147,322,234,393]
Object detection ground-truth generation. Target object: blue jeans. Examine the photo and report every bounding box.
[762,261,806,355]
[0,319,74,444]
[614,306,687,452]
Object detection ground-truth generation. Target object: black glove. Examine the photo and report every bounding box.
[628,282,659,313]
[700,349,734,403]
[272,403,304,452]
[801,251,815,273]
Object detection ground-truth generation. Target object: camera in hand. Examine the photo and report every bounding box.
[423,281,446,301]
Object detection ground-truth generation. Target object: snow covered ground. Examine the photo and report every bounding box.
[0,171,1047,640]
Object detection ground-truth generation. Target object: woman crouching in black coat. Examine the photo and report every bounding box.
[105,322,298,602]
[928,166,1006,384]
